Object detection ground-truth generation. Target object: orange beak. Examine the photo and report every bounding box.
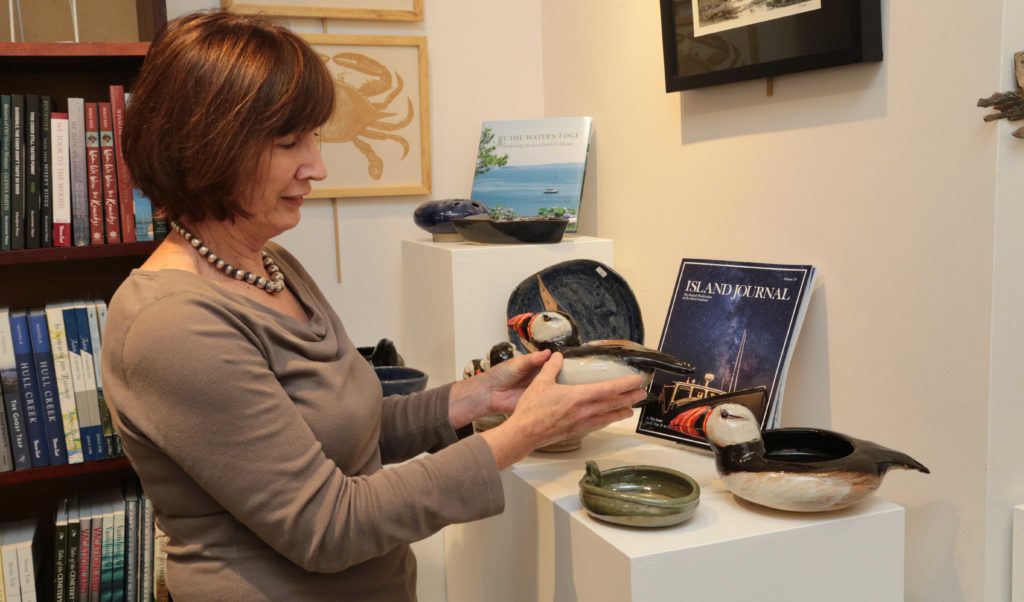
[507,312,534,343]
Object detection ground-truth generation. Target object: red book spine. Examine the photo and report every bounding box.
[98,102,121,243]
[89,521,102,597]
[109,85,136,242]
[84,103,104,245]
[78,520,91,598]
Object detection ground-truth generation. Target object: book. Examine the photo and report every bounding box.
[27,309,67,465]
[55,497,69,602]
[24,95,40,249]
[469,117,593,233]
[98,103,120,244]
[11,519,39,602]
[9,310,50,467]
[99,496,113,602]
[77,497,92,602]
[45,303,83,464]
[138,497,153,602]
[0,362,12,472]
[84,303,117,457]
[1,522,21,602]
[67,496,80,602]
[74,305,108,460]
[122,483,139,602]
[63,306,100,462]
[0,307,29,470]
[11,95,24,249]
[51,111,71,246]
[84,103,103,245]
[108,489,125,602]
[1,95,11,250]
[0,529,7,601]
[68,99,88,246]
[39,96,52,247]
[108,86,135,243]
[122,93,153,241]
[88,499,102,602]
[152,523,168,602]
[636,259,817,449]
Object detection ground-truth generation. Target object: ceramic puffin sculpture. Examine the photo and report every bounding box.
[703,403,930,512]
[507,311,694,390]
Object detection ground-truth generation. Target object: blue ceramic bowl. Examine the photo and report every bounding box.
[413,199,489,241]
[374,366,429,397]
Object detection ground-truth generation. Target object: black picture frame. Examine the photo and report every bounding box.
[660,0,882,92]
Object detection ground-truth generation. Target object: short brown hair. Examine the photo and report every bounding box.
[123,11,334,223]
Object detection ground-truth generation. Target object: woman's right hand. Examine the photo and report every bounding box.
[479,352,648,469]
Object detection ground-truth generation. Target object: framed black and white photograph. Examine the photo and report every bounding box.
[661,0,882,91]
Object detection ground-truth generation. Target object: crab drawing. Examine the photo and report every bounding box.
[320,52,414,180]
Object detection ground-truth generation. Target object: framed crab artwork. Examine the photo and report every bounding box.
[302,34,431,198]
[223,0,423,22]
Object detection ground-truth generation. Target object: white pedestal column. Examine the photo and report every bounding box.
[400,236,614,386]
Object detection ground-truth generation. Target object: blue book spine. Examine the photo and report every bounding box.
[63,311,97,462]
[0,308,30,469]
[73,307,106,460]
[9,310,51,467]
[27,310,67,465]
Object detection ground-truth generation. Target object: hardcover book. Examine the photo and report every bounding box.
[98,103,120,244]
[68,99,88,246]
[77,496,92,602]
[469,117,593,233]
[24,95,40,249]
[39,96,52,247]
[0,307,29,470]
[122,93,153,241]
[9,310,50,467]
[1,95,11,250]
[45,303,83,464]
[108,86,135,243]
[27,309,67,465]
[50,112,71,247]
[67,496,80,602]
[55,498,69,602]
[63,306,100,462]
[636,259,817,449]
[70,305,107,460]
[84,303,116,457]
[11,95,24,249]
[84,103,103,245]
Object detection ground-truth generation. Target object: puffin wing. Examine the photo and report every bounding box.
[563,342,694,376]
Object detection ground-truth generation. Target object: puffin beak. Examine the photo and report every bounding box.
[508,313,534,342]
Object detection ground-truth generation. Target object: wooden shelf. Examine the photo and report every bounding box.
[0,241,158,266]
[0,42,149,58]
[0,456,132,487]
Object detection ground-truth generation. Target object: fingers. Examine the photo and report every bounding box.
[533,351,564,383]
[567,372,647,401]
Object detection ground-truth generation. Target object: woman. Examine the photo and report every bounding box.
[102,11,646,601]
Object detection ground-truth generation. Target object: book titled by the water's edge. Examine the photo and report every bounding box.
[636,258,816,449]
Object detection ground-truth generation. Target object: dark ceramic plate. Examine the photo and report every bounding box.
[506,259,644,353]
[451,214,569,244]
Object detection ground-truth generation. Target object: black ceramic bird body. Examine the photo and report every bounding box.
[507,311,694,386]
[704,403,929,512]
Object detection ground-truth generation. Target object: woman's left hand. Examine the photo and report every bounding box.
[447,350,551,429]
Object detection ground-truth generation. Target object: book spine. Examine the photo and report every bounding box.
[16,523,38,602]
[88,506,102,602]
[123,93,153,242]
[23,95,39,249]
[122,489,138,602]
[84,104,103,245]
[68,99,88,246]
[97,104,120,244]
[85,303,117,457]
[1,95,10,250]
[45,304,83,464]
[139,497,152,602]
[27,309,67,465]
[39,96,52,247]
[109,492,125,602]
[51,112,71,247]
[77,502,91,602]
[55,498,69,602]
[108,86,135,243]
[152,523,167,602]
[9,311,50,467]
[0,308,30,470]
[62,308,97,462]
[1,525,21,602]
[99,499,113,602]
[11,95,24,249]
[67,497,80,602]
[73,307,106,460]
[0,374,13,471]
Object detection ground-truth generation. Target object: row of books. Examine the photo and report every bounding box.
[0,86,166,252]
[0,484,170,602]
[0,302,121,472]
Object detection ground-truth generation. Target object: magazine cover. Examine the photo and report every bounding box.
[469,117,592,233]
[636,258,816,449]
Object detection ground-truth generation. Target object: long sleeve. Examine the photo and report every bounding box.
[377,383,458,463]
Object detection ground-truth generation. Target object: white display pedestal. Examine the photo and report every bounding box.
[400,236,614,386]
[1013,505,1024,601]
[445,419,906,602]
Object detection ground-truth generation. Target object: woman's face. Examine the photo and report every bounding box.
[239,130,326,239]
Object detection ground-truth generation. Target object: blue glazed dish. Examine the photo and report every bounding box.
[413,199,489,241]
[374,366,429,397]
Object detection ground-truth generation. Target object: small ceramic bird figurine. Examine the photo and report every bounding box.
[704,403,930,512]
[507,311,694,389]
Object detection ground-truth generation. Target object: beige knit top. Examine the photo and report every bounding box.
[101,242,504,601]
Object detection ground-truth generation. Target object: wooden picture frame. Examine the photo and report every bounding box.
[303,34,431,199]
[223,0,423,22]
[660,0,882,91]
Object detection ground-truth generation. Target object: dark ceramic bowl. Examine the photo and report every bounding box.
[452,214,569,244]
[374,366,428,397]
[413,199,489,241]
[579,460,700,527]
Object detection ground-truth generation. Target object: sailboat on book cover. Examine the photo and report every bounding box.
[470,117,592,232]
[636,259,817,450]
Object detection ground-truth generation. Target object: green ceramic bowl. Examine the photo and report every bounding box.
[578,460,700,527]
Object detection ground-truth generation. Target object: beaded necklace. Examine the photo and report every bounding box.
[170,220,285,294]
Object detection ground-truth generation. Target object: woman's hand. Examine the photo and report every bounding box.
[447,350,552,429]
[480,352,648,469]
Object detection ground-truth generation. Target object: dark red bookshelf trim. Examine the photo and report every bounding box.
[0,42,149,58]
[0,241,158,266]
[0,456,132,487]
